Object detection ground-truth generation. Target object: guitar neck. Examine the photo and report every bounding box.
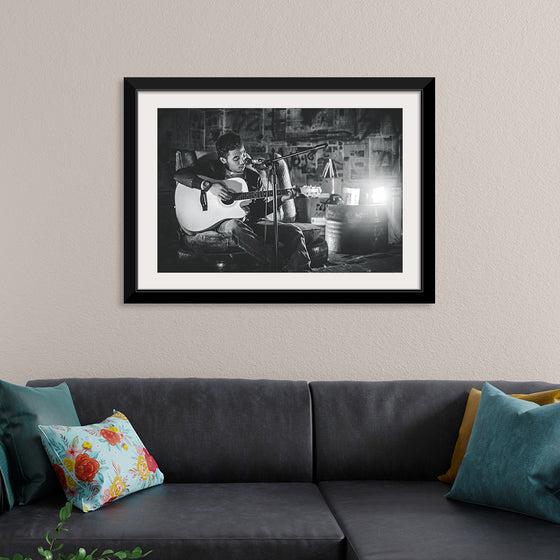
[196,175,293,201]
[235,188,292,201]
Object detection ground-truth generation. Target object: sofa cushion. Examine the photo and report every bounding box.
[446,382,560,523]
[27,378,313,483]
[310,380,560,480]
[438,386,560,483]
[39,411,164,512]
[0,483,344,560]
[320,480,560,560]
[0,439,15,510]
[0,380,80,504]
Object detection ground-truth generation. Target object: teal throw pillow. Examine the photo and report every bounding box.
[446,381,560,523]
[0,380,80,504]
[39,411,164,512]
[0,439,15,511]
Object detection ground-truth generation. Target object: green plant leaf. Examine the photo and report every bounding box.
[13,500,149,560]
[39,549,53,560]
[64,502,73,519]
[59,503,72,522]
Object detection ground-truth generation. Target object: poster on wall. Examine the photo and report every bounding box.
[124,77,435,303]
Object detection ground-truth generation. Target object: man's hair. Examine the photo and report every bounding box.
[216,132,243,159]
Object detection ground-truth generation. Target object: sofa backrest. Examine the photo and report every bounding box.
[310,379,560,481]
[27,378,313,483]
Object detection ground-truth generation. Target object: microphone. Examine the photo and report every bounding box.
[246,144,328,166]
[245,155,265,165]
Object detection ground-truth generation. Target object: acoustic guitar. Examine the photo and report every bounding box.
[175,175,296,233]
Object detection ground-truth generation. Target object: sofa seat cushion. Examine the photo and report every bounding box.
[1,483,344,560]
[319,481,560,560]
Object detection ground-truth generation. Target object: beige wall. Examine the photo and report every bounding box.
[2,1,560,385]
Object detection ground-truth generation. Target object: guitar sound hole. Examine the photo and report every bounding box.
[222,197,235,206]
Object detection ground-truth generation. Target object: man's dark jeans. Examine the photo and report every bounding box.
[218,219,311,272]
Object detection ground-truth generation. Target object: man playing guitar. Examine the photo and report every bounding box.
[173,132,312,272]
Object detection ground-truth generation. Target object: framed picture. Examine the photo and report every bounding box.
[124,77,434,303]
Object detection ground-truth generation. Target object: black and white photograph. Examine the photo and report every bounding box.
[160,107,403,272]
[124,77,434,303]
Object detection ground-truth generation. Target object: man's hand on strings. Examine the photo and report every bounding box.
[209,183,235,202]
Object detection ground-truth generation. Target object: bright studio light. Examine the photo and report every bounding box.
[370,187,387,204]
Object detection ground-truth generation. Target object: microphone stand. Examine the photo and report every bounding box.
[270,159,280,272]
[257,144,327,272]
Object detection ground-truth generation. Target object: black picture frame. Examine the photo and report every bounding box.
[124,77,435,304]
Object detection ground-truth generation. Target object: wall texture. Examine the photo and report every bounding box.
[2,1,559,384]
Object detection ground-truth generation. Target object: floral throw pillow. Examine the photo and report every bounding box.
[38,411,164,512]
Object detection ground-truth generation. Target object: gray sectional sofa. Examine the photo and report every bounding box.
[2,377,560,559]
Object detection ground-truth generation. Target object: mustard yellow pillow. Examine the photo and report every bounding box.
[438,387,560,484]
